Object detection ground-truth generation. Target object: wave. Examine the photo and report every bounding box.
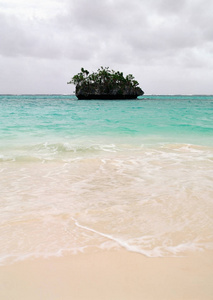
[71,217,212,257]
[1,217,212,266]
[0,141,212,163]
[0,141,123,161]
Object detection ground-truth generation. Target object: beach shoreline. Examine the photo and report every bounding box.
[1,95,213,299]
[0,249,213,300]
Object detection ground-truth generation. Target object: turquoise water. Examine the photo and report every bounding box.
[1,95,213,147]
[0,95,213,264]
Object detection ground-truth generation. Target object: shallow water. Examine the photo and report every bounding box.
[0,95,213,264]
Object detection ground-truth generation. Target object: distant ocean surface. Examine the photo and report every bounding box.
[0,94,213,265]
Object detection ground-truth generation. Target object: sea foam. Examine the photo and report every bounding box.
[0,95,213,265]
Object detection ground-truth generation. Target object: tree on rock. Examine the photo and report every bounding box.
[68,67,144,100]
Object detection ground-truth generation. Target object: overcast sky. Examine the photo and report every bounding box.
[0,0,213,94]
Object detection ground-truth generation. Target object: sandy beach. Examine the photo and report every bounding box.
[1,95,213,299]
[0,249,213,300]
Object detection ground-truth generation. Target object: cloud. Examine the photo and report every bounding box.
[0,13,61,58]
[0,0,213,94]
[68,0,118,30]
[1,0,212,63]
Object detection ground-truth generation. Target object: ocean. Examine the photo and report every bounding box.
[0,94,213,265]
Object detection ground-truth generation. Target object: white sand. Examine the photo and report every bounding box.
[0,250,213,300]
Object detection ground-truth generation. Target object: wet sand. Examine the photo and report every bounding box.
[0,249,213,300]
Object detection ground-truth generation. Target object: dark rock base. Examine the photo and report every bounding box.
[77,94,141,100]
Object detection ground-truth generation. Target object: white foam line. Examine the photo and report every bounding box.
[71,217,153,257]
[71,218,207,257]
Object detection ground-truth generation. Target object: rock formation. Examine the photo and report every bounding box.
[68,67,144,100]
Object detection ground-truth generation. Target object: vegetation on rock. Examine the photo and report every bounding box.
[67,67,144,99]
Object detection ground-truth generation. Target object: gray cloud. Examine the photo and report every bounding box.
[0,0,213,94]
[0,13,62,58]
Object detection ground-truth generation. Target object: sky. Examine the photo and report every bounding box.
[0,0,213,95]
